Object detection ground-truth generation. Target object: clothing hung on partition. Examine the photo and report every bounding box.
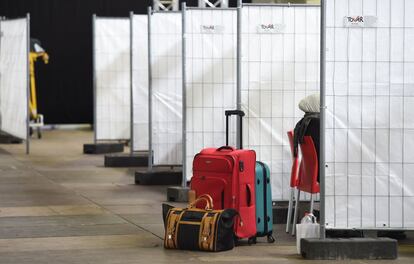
[294,93,320,181]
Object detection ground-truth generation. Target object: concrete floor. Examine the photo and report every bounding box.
[0,129,413,263]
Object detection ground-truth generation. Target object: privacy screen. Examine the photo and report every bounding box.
[324,0,414,229]
[185,8,238,179]
[241,5,320,200]
[132,15,149,151]
[94,17,130,141]
[150,12,182,165]
[0,18,28,140]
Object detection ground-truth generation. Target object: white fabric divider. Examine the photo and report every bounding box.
[132,15,149,151]
[0,18,28,140]
[185,8,238,180]
[94,17,130,141]
[150,12,182,165]
[241,5,320,201]
[325,0,414,230]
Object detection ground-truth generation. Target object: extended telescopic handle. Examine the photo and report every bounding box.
[225,110,245,117]
[225,110,245,149]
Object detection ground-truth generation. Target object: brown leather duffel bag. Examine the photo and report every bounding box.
[163,194,240,252]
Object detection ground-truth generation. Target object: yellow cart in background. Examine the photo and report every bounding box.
[29,39,48,139]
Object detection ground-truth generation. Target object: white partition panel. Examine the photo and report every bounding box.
[0,18,28,140]
[151,12,182,165]
[94,17,130,141]
[241,5,320,200]
[325,0,414,230]
[132,15,149,151]
[185,8,238,180]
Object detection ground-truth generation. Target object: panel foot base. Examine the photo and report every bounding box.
[166,186,189,202]
[104,151,149,167]
[301,238,398,260]
[135,166,182,185]
[83,143,124,154]
[0,133,23,144]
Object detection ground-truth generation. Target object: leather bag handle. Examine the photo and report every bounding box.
[188,194,214,210]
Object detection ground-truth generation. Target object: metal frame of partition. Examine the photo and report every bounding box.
[92,14,96,144]
[26,13,30,154]
[320,0,326,239]
[147,7,153,169]
[129,12,134,153]
[92,15,131,144]
[198,0,228,8]
[153,0,179,11]
[181,2,187,186]
[142,0,412,233]
[0,15,30,154]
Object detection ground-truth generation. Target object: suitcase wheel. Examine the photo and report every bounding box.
[234,236,240,246]
[248,237,257,245]
[267,234,275,243]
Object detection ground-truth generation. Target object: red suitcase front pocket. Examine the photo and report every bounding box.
[193,155,234,174]
[191,176,227,210]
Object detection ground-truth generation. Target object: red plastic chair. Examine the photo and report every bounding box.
[292,136,320,235]
[286,131,300,233]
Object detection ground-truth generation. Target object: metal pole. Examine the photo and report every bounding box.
[181,2,187,187]
[129,11,134,154]
[236,0,242,149]
[319,0,326,240]
[147,6,153,170]
[0,17,3,128]
[26,13,30,155]
[92,14,97,144]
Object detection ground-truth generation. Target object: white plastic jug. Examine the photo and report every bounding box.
[296,213,320,254]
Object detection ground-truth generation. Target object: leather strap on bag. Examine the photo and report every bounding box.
[164,209,185,249]
[199,212,220,251]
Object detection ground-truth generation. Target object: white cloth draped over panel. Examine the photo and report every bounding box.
[0,18,29,140]
[94,18,131,141]
[185,8,238,180]
[132,15,149,151]
[325,0,414,230]
[150,12,183,165]
[241,5,321,201]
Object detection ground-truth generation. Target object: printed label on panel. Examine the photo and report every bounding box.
[256,23,285,34]
[200,25,224,34]
[343,16,377,28]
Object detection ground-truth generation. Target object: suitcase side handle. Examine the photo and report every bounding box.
[225,110,245,149]
[246,183,253,207]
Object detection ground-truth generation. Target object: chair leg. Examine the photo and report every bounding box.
[310,193,314,215]
[292,189,301,236]
[286,188,294,233]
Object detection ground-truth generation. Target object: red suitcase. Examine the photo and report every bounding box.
[191,110,257,240]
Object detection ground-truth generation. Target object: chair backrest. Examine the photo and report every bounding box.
[297,136,320,194]
[287,131,299,188]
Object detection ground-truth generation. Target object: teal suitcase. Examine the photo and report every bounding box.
[254,161,275,243]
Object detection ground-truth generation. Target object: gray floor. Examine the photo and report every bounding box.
[0,129,413,263]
